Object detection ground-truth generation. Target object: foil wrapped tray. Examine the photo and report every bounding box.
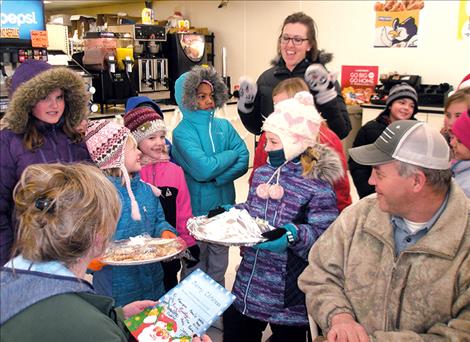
[101,234,187,266]
[186,208,274,246]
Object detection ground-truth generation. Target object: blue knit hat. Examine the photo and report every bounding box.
[9,60,52,98]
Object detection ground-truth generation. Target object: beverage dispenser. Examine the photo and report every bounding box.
[164,32,208,103]
[108,24,170,101]
[0,0,47,114]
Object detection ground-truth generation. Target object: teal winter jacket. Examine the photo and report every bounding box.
[171,71,249,216]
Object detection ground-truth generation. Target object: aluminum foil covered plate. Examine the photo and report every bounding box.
[101,234,187,266]
[186,208,274,246]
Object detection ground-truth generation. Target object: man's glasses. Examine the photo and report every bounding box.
[280,35,308,46]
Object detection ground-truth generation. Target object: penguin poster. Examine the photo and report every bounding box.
[373,0,425,48]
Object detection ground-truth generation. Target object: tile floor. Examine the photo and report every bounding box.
[205,169,359,341]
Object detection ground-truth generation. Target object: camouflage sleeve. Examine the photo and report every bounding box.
[298,212,357,334]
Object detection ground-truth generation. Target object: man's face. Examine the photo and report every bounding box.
[368,161,414,216]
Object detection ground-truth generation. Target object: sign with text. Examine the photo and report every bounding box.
[341,65,379,105]
[31,30,48,48]
[0,0,45,40]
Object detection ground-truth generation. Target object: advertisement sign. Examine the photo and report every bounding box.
[341,66,379,105]
[0,0,45,40]
[373,1,425,48]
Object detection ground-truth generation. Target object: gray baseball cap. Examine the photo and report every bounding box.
[349,120,450,170]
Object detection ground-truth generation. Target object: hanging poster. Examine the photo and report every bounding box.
[457,0,470,40]
[374,0,425,48]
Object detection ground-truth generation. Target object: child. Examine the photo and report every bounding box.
[223,92,342,341]
[0,60,90,265]
[441,87,470,144]
[250,77,352,212]
[349,82,418,198]
[85,119,177,306]
[125,95,174,160]
[124,106,200,291]
[171,65,249,286]
[450,111,470,197]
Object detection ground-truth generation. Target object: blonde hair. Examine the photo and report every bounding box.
[272,77,320,176]
[444,87,470,111]
[12,163,121,266]
[272,77,309,98]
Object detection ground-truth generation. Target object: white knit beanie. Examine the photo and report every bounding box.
[262,91,323,161]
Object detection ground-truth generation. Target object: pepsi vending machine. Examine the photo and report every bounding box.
[0,0,47,113]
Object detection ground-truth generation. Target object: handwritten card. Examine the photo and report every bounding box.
[125,269,235,341]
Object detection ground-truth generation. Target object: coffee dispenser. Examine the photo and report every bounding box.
[108,24,170,100]
[164,32,208,103]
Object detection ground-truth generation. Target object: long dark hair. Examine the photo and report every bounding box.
[277,12,319,62]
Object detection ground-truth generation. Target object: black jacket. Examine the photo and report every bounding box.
[238,56,351,139]
[348,112,390,198]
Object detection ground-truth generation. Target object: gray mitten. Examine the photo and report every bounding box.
[237,76,257,114]
[304,64,338,105]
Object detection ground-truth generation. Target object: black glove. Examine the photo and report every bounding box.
[184,244,201,268]
[207,206,227,218]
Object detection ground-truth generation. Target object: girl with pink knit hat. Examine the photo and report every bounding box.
[85,119,177,306]
[450,111,470,197]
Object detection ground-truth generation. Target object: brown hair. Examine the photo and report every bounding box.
[272,77,309,99]
[12,163,121,266]
[277,12,319,62]
[444,87,470,112]
[24,93,83,151]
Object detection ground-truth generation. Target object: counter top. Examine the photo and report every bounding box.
[361,103,444,114]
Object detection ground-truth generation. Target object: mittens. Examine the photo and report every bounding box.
[88,258,106,272]
[237,76,257,114]
[207,204,233,218]
[161,230,177,239]
[304,64,338,105]
[184,244,201,268]
[253,223,298,253]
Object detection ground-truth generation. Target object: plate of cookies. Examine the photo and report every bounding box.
[101,234,187,266]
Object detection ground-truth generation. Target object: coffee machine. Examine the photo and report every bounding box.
[108,24,170,101]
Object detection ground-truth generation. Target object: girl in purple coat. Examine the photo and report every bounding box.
[0,60,90,265]
[223,92,343,341]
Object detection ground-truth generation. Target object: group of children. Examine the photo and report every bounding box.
[1,57,469,341]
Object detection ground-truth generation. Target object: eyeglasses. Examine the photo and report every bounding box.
[280,35,308,46]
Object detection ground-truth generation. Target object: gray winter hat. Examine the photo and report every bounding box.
[386,82,418,114]
[349,120,450,170]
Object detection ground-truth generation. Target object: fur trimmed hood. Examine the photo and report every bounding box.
[177,65,228,111]
[1,67,89,134]
[271,49,333,67]
[304,143,344,185]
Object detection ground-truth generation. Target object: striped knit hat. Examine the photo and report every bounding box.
[85,119,141,221]
[386,82,418,114]
[124,107,166,143]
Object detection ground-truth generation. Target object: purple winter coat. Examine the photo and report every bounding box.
[0,124,90,265]
[230,144,343,327]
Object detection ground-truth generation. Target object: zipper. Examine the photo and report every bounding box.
[208,116,215,153]
[383,251,401,331]
[242,249,259,314]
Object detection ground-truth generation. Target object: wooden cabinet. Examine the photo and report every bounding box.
[360,104,444,131]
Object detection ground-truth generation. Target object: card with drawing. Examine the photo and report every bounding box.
[125,269,235,341]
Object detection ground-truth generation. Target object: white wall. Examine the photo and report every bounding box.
[152,0,469,89]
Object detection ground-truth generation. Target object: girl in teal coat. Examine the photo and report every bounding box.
[85,119,176,306]
[171,66,249,286]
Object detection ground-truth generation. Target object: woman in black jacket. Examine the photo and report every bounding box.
[349,83,418,198]
[237,12,351,140]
